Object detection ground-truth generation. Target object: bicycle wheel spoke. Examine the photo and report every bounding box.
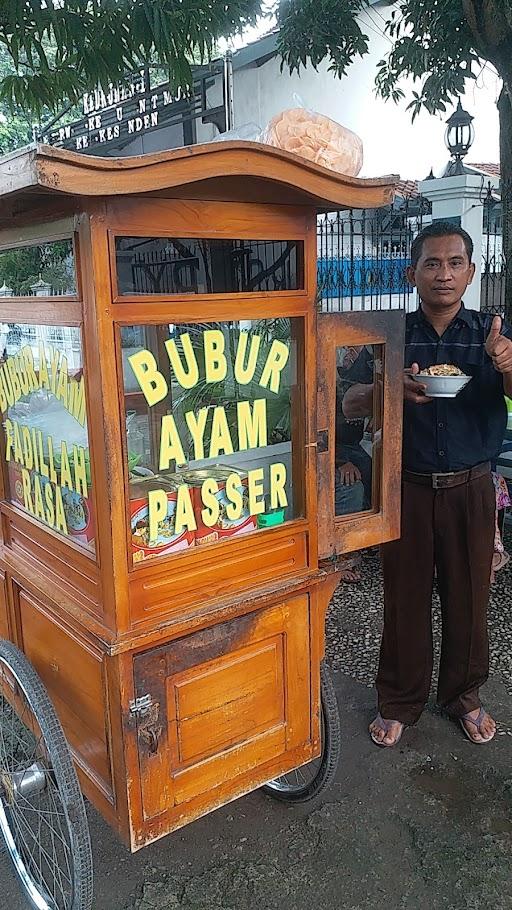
[11,807,46,894]
[12,804,70,901]
[18,792,71,853]
[0,645,91,910]
[17,788,71,872]
[16,797,67,821]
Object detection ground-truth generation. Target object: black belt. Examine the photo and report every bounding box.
[403,461,490,490]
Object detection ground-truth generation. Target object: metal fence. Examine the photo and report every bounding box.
[318,188,511,320]
[317,196,430,313]
[481,184,510,319]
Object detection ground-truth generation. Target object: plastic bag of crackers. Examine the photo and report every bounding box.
[260,106,363,177]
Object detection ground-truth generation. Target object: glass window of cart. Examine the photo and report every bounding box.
[120,319,302,564]
[0,239,76,297]
[0,323,95,552]
[334,344,382,517]
[115,237,304,295]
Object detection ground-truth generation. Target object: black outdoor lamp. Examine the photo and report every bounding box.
[444,99,475,175]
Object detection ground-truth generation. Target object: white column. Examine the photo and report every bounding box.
[418,173,499,311]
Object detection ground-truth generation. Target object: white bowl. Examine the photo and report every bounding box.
[412,373,472,398]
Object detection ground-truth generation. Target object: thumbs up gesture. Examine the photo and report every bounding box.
[485,315,512,374]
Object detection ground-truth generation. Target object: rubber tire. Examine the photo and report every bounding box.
[0,639,93,910]
[262,662,341,803]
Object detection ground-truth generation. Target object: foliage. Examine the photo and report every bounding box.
[277,1,512,121]
[1,1,511,310]
[276,0,512,313]
[278,0,369,78]
[0,241,75,295]
[1,1,508,144]
[0,43,32,153]
[171,321,292,454]
[0,0,261,115]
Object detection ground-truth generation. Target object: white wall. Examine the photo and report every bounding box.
[223,3,500,181]
[106,3,500,182]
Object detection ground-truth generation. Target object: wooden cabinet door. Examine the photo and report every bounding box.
[133,595,312,824]
[317,309,404,559]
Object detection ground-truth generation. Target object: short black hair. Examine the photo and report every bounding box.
[410,222,473,267]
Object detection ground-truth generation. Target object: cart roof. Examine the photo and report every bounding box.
[0,141,396,223]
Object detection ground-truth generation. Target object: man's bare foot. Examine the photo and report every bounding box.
[460,707,496,743]
[369,714,404,747]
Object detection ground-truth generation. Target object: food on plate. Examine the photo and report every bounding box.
[419,364,465,377]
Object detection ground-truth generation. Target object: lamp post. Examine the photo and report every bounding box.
[443,100,475,176]
[420,99,487,308]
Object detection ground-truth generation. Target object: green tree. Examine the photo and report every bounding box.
[0,43,32,153]
[0,240,74,294]
[1,2,510,307]
[0,0,260,113]
[276,0,512,313]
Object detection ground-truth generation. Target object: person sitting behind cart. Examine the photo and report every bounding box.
[336,345,373,509]
[334,345,374,582]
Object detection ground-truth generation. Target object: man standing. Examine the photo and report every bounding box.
[344,221,512,746]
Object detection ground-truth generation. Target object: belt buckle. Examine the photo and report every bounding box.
[432,472,454,489]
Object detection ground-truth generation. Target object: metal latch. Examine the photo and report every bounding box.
[317,429,329,453]
[129,694,153,718]
[130,694,162,755]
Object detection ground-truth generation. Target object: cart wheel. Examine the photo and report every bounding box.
[262,662,341,803]
[0,640,93,910]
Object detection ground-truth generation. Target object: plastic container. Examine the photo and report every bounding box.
[257,509,285,529]
[506,396,512,430]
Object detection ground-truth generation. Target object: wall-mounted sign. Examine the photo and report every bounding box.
[41,65,226,154]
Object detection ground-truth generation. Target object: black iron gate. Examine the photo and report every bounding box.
[317,196,430,313]
[481,183,510,319]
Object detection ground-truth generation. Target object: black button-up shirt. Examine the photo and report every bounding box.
[403,304,512,473]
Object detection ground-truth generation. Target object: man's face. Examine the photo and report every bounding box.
[406,234,475,309]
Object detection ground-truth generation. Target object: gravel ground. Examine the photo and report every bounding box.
[326,526,512,699]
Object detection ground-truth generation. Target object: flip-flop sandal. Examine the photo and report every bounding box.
[492,551,510,574]
[459,707,496,744]
[339,568,362,584]
[369,713,405,748]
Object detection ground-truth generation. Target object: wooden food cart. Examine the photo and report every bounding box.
[0,141,404,910]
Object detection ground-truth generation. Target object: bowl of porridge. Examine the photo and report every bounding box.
[412,364,472,398]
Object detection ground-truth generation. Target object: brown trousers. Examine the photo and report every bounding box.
[377,471,495,724]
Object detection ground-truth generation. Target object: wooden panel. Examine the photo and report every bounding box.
[110,297,310,332]
[316,309,405,558]
[107,198,308,241]
[0,192,79,234]
[0,570,9,640]
[4,505,102,621]
[133,594,310,821]
[16,142,396,211]
[171,637,284,765]
[107,199,310,303]
[17,587,112,796]
[78,207,132,634]
[129,525,308,627]
[0,300,82,324]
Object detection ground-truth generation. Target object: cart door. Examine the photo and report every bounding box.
[317,309,405,560]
